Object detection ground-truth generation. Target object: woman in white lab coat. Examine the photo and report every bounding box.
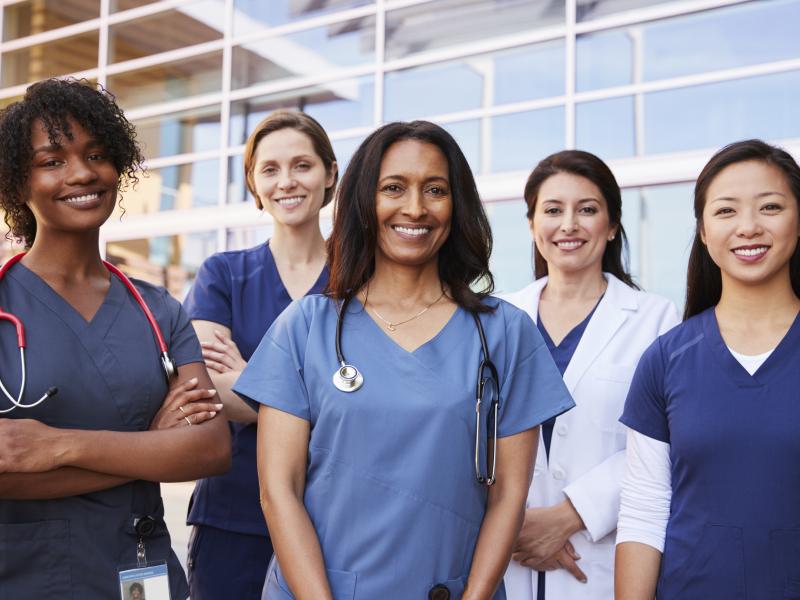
[502,150,678,600]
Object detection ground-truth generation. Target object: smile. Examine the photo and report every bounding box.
[392,225,431,237]
[61,192,101,205]
[732,246,769,258]
[555,240,585,250]
[275,196,304,207]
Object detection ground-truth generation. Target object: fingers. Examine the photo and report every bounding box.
[201,343,237,371]
[204,357,230,373]
[183,410,218,426]
[180,402,224,418]
[558,549,587,583]
[564,540,581,561]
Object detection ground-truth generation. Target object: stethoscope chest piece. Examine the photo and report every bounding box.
[332,364,363,393]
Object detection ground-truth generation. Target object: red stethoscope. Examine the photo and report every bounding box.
[0,252,177,413]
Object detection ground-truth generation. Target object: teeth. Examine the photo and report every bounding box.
[733,247,768,257]
[63,193,99,204]
[276,196,304,207]
[394,226,430,236]
[557,240,583,249]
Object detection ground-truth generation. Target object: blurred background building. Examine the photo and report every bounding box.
[1,0,799,308]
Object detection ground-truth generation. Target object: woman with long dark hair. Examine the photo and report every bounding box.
[233,121,574,599]
[502,150,678,600]
[616,140,800,599]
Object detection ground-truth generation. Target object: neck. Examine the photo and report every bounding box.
[717,267,800,325]
[541,264,606,301]
[22,230,106,281]
[270,220,326,266]
[367,255,443,305]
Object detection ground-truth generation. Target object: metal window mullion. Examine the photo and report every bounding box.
[97,0,110,88]
[105,38,225,76]
[0,18,101,52]
[227,63,376,102]
[374,0,386,126]
[565,0,577,150]
[218,0,234,252]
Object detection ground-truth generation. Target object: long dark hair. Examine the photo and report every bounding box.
[684,139,800,319]
[325,120,494,313]
[524,149,638,288]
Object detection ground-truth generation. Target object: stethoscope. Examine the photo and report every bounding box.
[332,295,500,486]
[0,252,177,414]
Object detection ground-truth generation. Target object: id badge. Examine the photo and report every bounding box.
[118,562,171,600]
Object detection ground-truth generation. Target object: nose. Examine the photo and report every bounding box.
[277,171,296,191]
[65,158,98,186]
[401,187,427,219]
[559,208,578,233]
[735,208,764,238]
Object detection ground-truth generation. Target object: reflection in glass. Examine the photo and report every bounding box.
[442,120,481,176]
[134,105,221,160]
[109,1,224,64]
[232,17,375,90]
[3,0,99,42]
[490,107,564,173]
[232,0,373,33]
[110,0,161,12]
[485,200,533,294]
[115,159,220,215]
[576,29,632,92]
[577,0,672,22]
[645,70,800,155]
[229,77,374,145]
[493,41,565,105]
[576,96,635,160]
[1,31,99,87]
[228,154,248,204]
[107,51,223,109]
[385,0,564,61]
[107,231,218,300]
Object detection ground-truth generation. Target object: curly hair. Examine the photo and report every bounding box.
[0,78,144,248]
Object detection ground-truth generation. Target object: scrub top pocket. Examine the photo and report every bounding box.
[770,529,800,599]
[268,561,357,600]
[0,519,72,594]
[672,524,746,600]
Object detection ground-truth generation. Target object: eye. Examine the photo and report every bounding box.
[294,162,311,171]
[262,165,278,176]
[88,153,106,161]
[39,158,62,168]
[762,202,783,212]
[381,183,403,194]
[713,206,735,216]
[579,205,599,215]
[543,206,561,215]
[426,185,448,196]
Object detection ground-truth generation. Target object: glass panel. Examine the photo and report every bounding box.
[493,41,565,105]
[229,77,374,145]
[385,0,564,61]
[442,119,481,176]
[576,96,635,159]
[232,0,373,33]
[485,199,533,294]
[1,31,99,87]
[332,135,365,176]
[111,0,162,12]
[0,94,24,110]
[231,17,375,91]
[109,1,224,64]
[134,105,221,160]
[576,29,633,92]
[577,0,674,22]
[107,51,223,110]
[490,107,564,173]
[3,0,99,41]
[644,70,800,155]
[227,224,273,249]
[106,231,219,300]
[227,154,248,204]
[620,188,642,280]
[114,159,220,215]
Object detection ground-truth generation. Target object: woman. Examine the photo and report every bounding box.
[0,79,230,598]
[616,140,800,599]
[502,150,678,600]
[183,110,336,599]
[233,121,575,599]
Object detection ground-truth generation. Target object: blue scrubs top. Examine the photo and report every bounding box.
[0,262,202,599]
[621,307,800,600]
[183,241,328,536]
[234,295,575,600]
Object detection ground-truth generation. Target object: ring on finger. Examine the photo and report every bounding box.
[179,405,186,414]
[184,415,192,426]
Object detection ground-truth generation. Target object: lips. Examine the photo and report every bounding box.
[554,239,586,250]
[391,224,431,239]
[732,245,769,261]
[57,190,105,208]
[274,195,304,208]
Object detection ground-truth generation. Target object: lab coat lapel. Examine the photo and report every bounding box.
[561,275,637,394]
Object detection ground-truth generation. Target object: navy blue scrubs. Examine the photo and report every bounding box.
[534,303,597,600]
[183,241,328,599]
[622,307,800,600]
[0,262,202,599]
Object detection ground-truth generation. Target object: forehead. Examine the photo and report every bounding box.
[254,127,317,161]
[539,171,604,201]
[379,139,449,178]
[708,160,790,196]
[30,116,93,148]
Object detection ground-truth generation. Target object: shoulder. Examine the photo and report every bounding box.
[495,279,545,313]
[482,296,530,328]
[129,278,182,317]
[272,293,336,335]
[200,243,268,274]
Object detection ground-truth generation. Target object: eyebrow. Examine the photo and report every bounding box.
[709,191,787,203]
[541,197,601,203]
[32,138,104,155]
[379,174,449,183]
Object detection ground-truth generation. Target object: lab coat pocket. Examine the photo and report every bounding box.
[588,362,636,435]
[0,519,72,593]
[769,528,800,598]
[674,523,745,599]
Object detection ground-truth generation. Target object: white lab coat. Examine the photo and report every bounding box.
[501,274,679,600]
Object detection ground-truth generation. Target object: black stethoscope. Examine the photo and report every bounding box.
[0,252,177,414]
[332,295,500,486]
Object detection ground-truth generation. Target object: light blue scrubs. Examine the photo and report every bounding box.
[0,262,201,599]
[234,295,574,600]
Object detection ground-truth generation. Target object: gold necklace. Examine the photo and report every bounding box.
[366,286,446,332]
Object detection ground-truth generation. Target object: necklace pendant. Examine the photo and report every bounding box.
[387,323,397,332]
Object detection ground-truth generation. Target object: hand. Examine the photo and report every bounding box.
[0,418,66,473]
[527,541,587,584]
[201,330,246,374]
[512,501,584,567]
[150,377,222,430]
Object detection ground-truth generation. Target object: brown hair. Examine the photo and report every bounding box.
[243,110,337,209]
[684,139,800,319]
[326,120,494,313]
[524,149,637,289]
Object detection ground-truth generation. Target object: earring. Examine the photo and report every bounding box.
[608,234,616,241]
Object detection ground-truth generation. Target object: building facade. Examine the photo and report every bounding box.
[1,0,799,307]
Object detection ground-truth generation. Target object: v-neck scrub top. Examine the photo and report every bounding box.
[234,295,575,600]
[0,262,202,599]
[183,242,328,536]
[621,307,800,600]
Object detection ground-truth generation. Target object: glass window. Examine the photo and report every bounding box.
[114,159,220,215]
[644,70,800,155]
[493,41,565,105]
[232,0,373,33]
[107,51,223,110]
[0,94,24,110]
[108,1,224,64]
[442,119,481,176]
[484,199,533,294]
[577,0,674,22]
[385,0,564,61]
[490,107,564,173]
[576,96,635,159]
[227,154,248,204]
[232,17,376,90]
[576,29,633,92]
[3,0,99,41]
[620,187,642,280]
[110,0,162,12]
[227,224,273,249]
[106,231,219,300]
[1,31,99,87]
[332,135,365,176]
[229,77,374,146]
[134,105,222,160]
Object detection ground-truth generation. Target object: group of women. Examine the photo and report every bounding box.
[0,77,798,600]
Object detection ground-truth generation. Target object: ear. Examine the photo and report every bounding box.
[528,216,535,237]
[608,222,619,241]
[325,161,338,189]
[699,222,707,245]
